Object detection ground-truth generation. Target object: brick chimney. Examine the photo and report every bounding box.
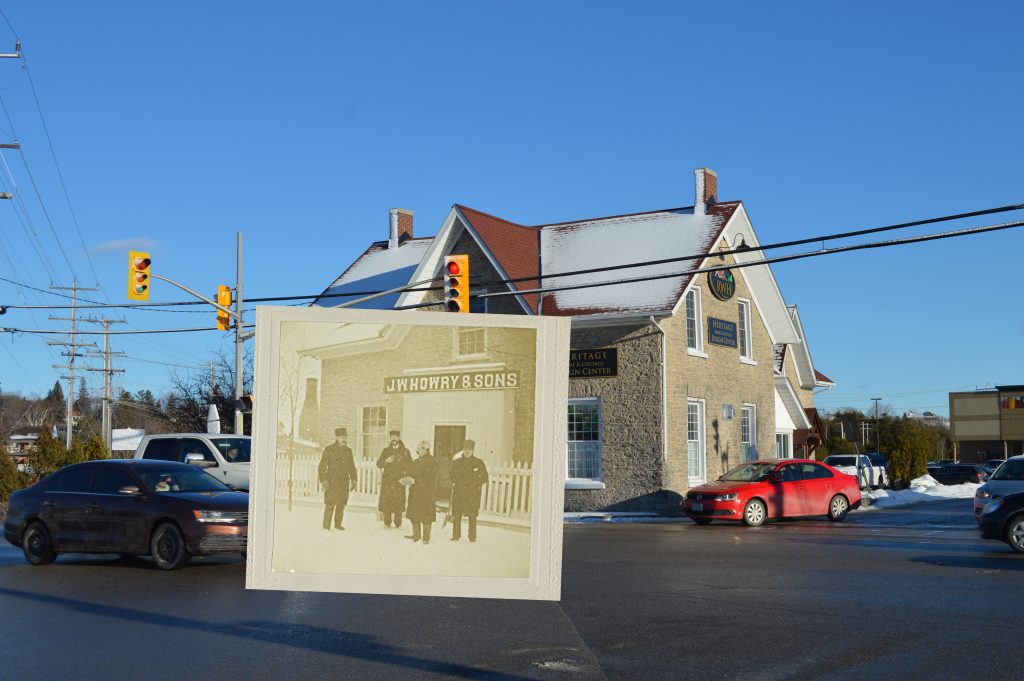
[388,208,414,248]
[693,168,718,216]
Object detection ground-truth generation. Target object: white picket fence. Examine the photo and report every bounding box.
[275,448,532,525]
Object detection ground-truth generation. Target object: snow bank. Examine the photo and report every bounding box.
[860,474,978,510]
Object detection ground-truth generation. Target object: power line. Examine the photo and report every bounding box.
[3,200,1021,313]
[473,218,1024,302]
[1,324,255,336]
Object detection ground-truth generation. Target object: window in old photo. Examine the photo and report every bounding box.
[272,320,537,579]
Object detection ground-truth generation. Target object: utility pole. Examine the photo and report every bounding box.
[48,280,99,448]
[871,397,883,453]
[84,318,126,450]
[235,231,244,435]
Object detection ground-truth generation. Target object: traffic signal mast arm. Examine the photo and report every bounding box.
[150,274,240,321]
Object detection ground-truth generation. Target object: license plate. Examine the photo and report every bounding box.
[692,502,703,512]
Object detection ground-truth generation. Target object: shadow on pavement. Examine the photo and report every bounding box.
[0,586,537,680]
[909,554,1024,571]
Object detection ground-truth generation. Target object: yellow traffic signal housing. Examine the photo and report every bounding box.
[217,285,232,330]
[128,251,151,301]
[443,254,469,313]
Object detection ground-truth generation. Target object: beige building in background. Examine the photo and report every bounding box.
[950,386,1024,461]
[314,168,833,512]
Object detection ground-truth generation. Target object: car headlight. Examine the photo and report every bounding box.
[715,493,739,501]
[192,509,246,524]
[983,499,1004,515]
[976,487,991,500]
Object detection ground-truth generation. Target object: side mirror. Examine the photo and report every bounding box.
[118,485,141,496]
[185,452,217,468]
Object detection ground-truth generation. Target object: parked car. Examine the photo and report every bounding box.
[3,459,248,570]
[931,463,989,486]
[134,433,251,491]
[822,454,887,489]
[975,456,1024,519]
[927,459,956,475]
[986,459,1008,471]
[683,459,862,527]
[977,490,1024,554]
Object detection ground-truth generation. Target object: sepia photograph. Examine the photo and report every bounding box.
[247,306,569,600]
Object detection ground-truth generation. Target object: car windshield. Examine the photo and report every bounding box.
[210,437,251,463]
[824,456,857,467]
[991,461,1024,481]
[138,467,231,493]
[720,463,776,482]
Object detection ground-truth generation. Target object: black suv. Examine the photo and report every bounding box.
[932,464,990,486]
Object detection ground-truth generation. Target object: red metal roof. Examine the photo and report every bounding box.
[455,205,541,314]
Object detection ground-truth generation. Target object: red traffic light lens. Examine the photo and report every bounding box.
[446,260,461,275]
[134,257,151,271]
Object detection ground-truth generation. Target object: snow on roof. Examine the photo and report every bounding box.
[312,239,432,310]
[539,207,730,315]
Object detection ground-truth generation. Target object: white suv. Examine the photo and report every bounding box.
[134,434,251,491]
[822,454,887,489]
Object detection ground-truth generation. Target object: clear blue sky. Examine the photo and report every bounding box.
[0,1,1021,418]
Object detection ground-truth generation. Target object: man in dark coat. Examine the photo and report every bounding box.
[402,440,437,544]
[376,429,411,528]
[318,427,358,530]
[449,439,489,542]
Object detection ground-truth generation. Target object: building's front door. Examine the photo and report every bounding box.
[433,425,466,505]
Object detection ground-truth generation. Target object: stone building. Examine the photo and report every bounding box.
[314,169,832,512]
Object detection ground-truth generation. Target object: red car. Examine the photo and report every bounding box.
[683,459,862,526]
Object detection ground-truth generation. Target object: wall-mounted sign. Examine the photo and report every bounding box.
[384,370,519,394]
[708,317,737,347]
[570,348,618,378]
[708,269,736,301]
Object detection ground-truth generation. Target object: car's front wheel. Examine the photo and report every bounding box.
[742,499,766,527]
[22,522,56,565]
[1006,516,1024,554]
[150,523,190,570]
[828,494,850,522]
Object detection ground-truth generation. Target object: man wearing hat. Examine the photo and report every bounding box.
[376,429,411,528]
[449,439,489,542]
[318,427,358,530]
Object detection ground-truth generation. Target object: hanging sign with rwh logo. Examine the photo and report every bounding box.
[708,268,736,301]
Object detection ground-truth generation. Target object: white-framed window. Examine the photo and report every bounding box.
[738,299,753,362]
[566,398,603,488]
[775,432,792,459]
[454,327,487,358]
[684,288,705,355]
[359,405,388,460]
[741,404,757,461]
[687,399,706,484]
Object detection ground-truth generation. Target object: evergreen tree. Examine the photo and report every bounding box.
[28,427,69,478]
[46,381,65,405]
[0,450,23,511]
[83,435,110,462]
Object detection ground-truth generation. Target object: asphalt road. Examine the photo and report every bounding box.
[2,500,1021,681]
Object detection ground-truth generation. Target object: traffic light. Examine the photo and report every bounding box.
[217,285,232,331]
[443,254,469,313]
[128,250,151,301]
[238,395,253,413]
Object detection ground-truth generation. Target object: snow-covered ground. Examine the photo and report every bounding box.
[271,503,531,578]
[859,474,978,510]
